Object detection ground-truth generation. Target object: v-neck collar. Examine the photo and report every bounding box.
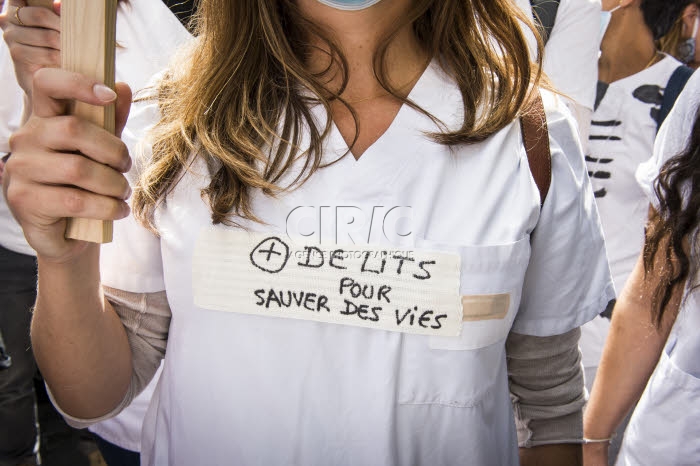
[277,59,458,204]
[310,59,459,198]
[324,59,448,167]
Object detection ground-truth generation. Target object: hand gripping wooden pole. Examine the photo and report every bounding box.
[28,0,118,243]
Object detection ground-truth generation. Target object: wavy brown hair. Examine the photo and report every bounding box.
[133,0,543,230]
[643,105,700,326]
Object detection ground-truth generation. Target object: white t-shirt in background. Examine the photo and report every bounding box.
[516,0,600,111]
[587,55,682,292]
[580,55,685,373]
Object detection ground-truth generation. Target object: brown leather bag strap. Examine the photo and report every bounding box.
[519,92,551,207]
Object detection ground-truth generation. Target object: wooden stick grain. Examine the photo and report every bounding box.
[29,0,119,242]
[62,0,117,243]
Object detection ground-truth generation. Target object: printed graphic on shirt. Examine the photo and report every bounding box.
[631,84,664,124]
[192,229,469,336]
[594,81,609,110]
[587,81,665,198]
[585,57,681,292]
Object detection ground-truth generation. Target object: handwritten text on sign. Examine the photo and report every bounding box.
[192,229,463,336]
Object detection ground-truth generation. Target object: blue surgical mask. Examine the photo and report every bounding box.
[316,0,383,11]
[600,5,622,40]
[678,16,699,64]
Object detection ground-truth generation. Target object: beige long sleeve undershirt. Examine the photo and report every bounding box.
[508,328,587,447]
[53,286,587,447]
[49,286,170,429]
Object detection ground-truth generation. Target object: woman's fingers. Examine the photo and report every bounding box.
[8,149,132,200]
[7,3,60,31]
[2,1,61,94]
[8,116,133,201]
[22,68,133,172]
[4,67,134,259]
[3,152,130,260]
[18,115,132,172]
[7,40,60,73]
[3,22,60,49]
[32,67,119,119]
[4,174,129,260]
[5,181,130,224]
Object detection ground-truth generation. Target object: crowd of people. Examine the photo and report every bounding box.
[0,0,698,465]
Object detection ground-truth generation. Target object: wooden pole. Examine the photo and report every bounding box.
[28,0,118,243]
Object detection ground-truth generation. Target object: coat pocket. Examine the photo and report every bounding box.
[397,237,531,407]
[414,237,531,351]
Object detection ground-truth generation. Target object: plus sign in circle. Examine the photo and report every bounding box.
[249,236,291,273]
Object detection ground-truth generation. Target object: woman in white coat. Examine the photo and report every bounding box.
[5,0,614,464]
[584,71,700,465]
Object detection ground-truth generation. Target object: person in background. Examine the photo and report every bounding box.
[584,69,700,466]
[4,0,615,464]
[0,0,192,464]
[579,0,694,463]
[659,1,700,69]
[515,0,601,153]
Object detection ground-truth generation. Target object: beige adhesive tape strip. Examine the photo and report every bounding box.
[461,294,510,322]
[192,229,464,337]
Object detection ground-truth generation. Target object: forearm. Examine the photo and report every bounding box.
[584,256,679,441]
[31,244,132,419]
[583,306,662,440]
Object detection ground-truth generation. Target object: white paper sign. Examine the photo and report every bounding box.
[192,229,463,336]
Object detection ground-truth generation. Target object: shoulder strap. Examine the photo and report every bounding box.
[530,0,561,45]
[520,92,552,207]
[658,65,695,132]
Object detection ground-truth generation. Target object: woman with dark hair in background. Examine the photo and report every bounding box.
[580,4,694,460]
[584,71,700,466]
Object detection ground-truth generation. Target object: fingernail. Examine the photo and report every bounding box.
[93,84,117,102]
[125,186,132,199]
